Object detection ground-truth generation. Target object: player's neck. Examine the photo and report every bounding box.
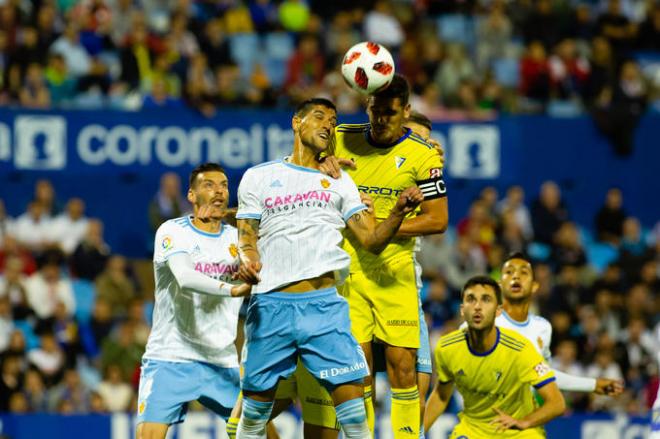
[191,216,222,233]
[467,326,498,354]
[502,301,531,323]
[290,142,321,170]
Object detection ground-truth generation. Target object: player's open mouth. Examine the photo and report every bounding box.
[473,314,482,323]
[318,131,329,140]
[510,282,522,292]
[211,199,224,206]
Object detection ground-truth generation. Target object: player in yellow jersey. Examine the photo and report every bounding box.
[330,75,448,438]
[426,275,566,438]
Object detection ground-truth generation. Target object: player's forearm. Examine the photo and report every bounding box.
[519,390,565,429]
[554,369,596,392]
[237,218,261,263]
[167,255,234,296]
[424,383,452,431]
[367,210,407,254]
[396,212,448,238]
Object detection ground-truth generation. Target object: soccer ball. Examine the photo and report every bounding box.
[341,42,395,94]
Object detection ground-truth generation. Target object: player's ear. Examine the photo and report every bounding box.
[531,281,540,294]
[495,305,502,317]
[187,188,195,204]
[403,103,411,119]
[292,116,300,133]
[459,303,464,320]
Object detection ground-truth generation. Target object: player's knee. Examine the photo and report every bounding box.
[387,357,416,387]
[137,422,168,439]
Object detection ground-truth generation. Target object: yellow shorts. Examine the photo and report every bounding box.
[451,419,546,438]
[275,362,339,429]
[340,257,420,348]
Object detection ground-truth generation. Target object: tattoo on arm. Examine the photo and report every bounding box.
[238,219,260,255]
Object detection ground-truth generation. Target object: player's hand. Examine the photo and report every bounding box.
[490,408,528,432]
[318,155,356,179]
[197,202,225,221]
[392,187,424,216]
[230,283,252,297]
[594,378,624,396]
[428,138,445,168]
[236,261,262,284]
[360,193,374,214]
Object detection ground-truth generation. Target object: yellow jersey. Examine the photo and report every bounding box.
[331,123,445,272]
[435,327,556,438]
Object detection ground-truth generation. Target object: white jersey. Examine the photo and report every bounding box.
[236,159,367,294]
[458,310,552,360]
[144,216,243,367]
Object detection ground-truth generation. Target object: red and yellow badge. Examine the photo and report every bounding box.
[320,178,331,189]
[138,400,147,415]
[229,243,238,258]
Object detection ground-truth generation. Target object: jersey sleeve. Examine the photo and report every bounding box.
[416,151,447,201]
[236,168,263,220]
[434,345,453,383]
[518,339,556,389]
[541,319,553,362]
[154,221,190,263]
[339,170,368,222]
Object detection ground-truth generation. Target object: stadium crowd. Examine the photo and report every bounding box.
[0,176,658,418]
[0,0,659,120]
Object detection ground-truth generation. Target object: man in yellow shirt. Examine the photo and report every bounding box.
[331,75,448,438]
[426,275,566,438]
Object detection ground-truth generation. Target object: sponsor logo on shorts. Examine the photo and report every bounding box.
[319,361,367,379]
[304,396,334,407]
[418,358,432,366]
[386,319,418,327]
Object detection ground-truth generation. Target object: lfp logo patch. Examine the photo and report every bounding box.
[161,236,173,251]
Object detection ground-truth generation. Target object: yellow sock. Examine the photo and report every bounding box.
[226,416,239,439]
[364,384,376,434]
[391,386,420,438]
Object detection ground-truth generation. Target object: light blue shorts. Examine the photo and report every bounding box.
[417,299,432,374]
[242,287,369,392]
[136,358,240,425]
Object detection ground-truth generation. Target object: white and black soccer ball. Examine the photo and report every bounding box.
[341,42,395,95]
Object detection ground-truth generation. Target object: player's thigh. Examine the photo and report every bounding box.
[384,344,417,388]
[243,294,298,393]
[340,273,375,344]
[372,258,420,349]
[197,364,241,419]
[136,422,169,439]
[304,423,339,439]
[136,359,198,426]
[295,363,340,430]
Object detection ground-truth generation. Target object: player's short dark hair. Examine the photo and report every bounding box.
[372,74,410,105]
[461,275,502,304]
[406,111,432,131]
[189,163,226,188]
[294,98,337,118]
[503,252,534,271]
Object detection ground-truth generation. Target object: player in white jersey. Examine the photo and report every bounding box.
[137,163,251,439]
[424,252,624,430]
[234,98,423,439]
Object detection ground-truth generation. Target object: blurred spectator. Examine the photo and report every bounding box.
[364,0,404,49]
[0,199,13,251]
[34,4,60,55]
[23,368,48,412]
[49,198,89,255]
[28,333,65,384]
[0,257,32,320]
[620,317,655,373]
[325,11,361,65]
[522,0,562,49]
[198,18,231,69]
[618,217,653,281]
[52,301,81,368]
[223,2,255,34]
[551,222,588,271]
[457,200,496,251]
[108,0,140,46]
[118,24,154,92]
[416,233,452,279]
[441,235,487,291]
[586,350,625,411]
[0,236,37,276]
[585,36,616,107]
[95,255,137,318]
[549,265,589,314]
[595,188,626,244]
[148,173,188,232]
[33,180,60,217]
[100,322,144,382]
[497,185,533,240]
[422,276,459,331]
[279,0,310,33]
[9,27,45,74]
[97,364,133,412]
[476,2,512,73]
[636,4,660,50]
[595,0,635,60]
[212,63,248,106]
[142,76,184,109]
[70,220,110,280]
[624,284,655,325]
[498,209,529,254]
[593,288,622,338]
[0,296,13,352]
[25,253,75,324]
[520,41,551,105]
[80,298,114,358]
[89,391,108,413]
[531,181,568,245]
[12,202,52,254]
[45,53,77,107]
[47,368,90,413]
[593,60,647,156]
[126,299,150,345]
[169,12,199,59]
[548,38,590,101]
[435,43,476,99]
[249,0,278,33]
[0,355,23,411]
[284,33,325,103]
